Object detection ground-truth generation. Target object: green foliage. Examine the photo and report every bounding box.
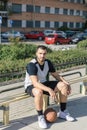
[0,43,36,60]
[0,41,87,73]
[0,43,52,72]
[47,48,87,64]
[77,39,87,49]
[57,26,70,31]
[0,58,31,72]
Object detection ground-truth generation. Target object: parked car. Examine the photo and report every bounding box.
[53,30,66,37]
[65,30,76,37]
[1,31,26,40]
[43,30,66,37]
[45,34,73,45]
[24,31,45,40]
[71,33,86,44]
[43,29,54,36]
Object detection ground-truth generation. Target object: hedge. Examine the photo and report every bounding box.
[0,40,87,73]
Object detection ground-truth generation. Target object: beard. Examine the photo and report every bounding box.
[37,57,45,64]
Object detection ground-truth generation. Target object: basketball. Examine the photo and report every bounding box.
[44,108,57,123]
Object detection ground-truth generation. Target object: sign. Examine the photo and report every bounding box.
[0,16,2,24]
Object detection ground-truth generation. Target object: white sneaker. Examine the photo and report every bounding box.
[38,115,47,129]
[58,110,75,122]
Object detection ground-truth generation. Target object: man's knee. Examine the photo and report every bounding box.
[57,81,67,90]
[33,88,43,96]
[57,82,69,96]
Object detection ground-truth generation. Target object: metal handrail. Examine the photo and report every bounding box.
[61,71,82,77]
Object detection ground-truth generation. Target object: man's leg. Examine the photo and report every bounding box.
[55,81,75,121]
[32,88,47,128]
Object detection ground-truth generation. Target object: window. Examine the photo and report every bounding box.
[45,7,50,13]
[63,9,68,15]
[2,18,7,27]
[26,5,33,12]
[70,0,75,3]
[77,0,81,3]
[64,0,69,2]
[26,21,33,27]
[70,9,74,15]
[83,11,87,18]
[58,35,64,38]
[0,0,7,11]
[54,22,59,28]
[63,22,67,27]
[45,21,50,28]
[35,6,40,13]
[35,21,40,27]
[82,22,85,28]
[69,22,74,28]
[12,4,22,13]
[76,10,80,16]
[55,8,59,14]
[12,20,21,28]
[76,22,80,28]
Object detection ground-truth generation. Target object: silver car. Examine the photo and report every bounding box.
[1,31,25,40]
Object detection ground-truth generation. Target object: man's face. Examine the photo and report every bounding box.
[36,48,47,63]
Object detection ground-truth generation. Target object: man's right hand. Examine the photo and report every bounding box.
[48,88,57,101]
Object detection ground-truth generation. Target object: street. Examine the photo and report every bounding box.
[1,38,77,51]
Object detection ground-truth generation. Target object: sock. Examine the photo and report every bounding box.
[60,103,66,111]
[37,110,43,116]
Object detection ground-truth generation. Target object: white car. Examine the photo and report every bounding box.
[43,29,54,36]
[43,30,66,37]
[1,31,25,40]
[53,30,66,37]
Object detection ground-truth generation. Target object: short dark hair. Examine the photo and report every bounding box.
[36,45,47,52]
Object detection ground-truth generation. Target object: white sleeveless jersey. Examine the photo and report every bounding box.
[24,59,49,89]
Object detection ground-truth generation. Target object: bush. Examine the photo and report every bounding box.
[77,40,87,49]
[0,41,87,72]
[0,43,37,60]
[47,48,87,63]
[0,43,52,72]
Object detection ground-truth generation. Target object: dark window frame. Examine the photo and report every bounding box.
[12,4,22,14]
[63,9,68,15]
[45,7,50,14]
[26,5,34,12]
[45,21,50,28]
[26,20,33,28]
[35,21,40,28]
[12,20,22,28]
[35,6,40,13]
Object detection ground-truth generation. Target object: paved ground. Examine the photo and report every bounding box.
[0,66,87,130]
[0,94,87,130]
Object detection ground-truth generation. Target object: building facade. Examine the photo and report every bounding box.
[0,0,87,32]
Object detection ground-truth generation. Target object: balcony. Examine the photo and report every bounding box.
[0,11,8,18]
[0,0,8,17]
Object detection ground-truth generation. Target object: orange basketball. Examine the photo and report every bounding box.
[44,108,57,123]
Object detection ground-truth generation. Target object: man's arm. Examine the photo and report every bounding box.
[30,75,57,99]
[51,71,70,85]
[30,75,50,92]
[51,72,71,96]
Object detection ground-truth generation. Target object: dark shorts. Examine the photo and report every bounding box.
[25,81,58,97]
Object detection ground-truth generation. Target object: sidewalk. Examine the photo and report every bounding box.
[0,93,87,130]
[0,66,87,130]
